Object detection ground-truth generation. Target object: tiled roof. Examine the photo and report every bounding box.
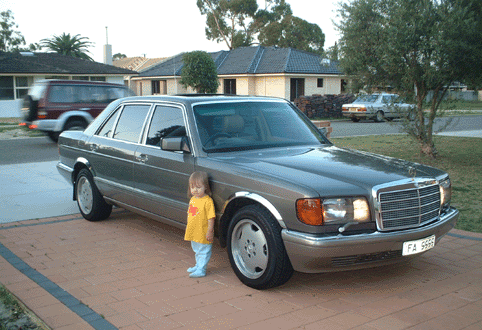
[0,52,137,75]
[113,57,167,72]
[139,46,343,77]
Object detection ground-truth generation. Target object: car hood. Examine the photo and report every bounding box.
[212,145,443,196]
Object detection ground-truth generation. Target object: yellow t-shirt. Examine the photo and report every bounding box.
[184,195,216,244]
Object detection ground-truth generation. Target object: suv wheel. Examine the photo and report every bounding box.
[64,119,87,132]
[227,205,293,289]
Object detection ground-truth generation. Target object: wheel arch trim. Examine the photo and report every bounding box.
[222,191,285,228]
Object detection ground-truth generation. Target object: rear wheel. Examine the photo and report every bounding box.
[75,169,112,221]
[351,117,360,122]
[64,119,87,132]
[227,205,293,289]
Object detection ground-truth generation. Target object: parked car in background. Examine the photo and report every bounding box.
[21,79,135,142]
[342,93,414,122]
[57,95,458,289]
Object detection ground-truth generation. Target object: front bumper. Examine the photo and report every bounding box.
[282,207,458,273]
[21,119,59,132]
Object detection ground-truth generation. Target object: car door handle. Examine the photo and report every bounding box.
[136,154,148,163]
[90,144,99,152]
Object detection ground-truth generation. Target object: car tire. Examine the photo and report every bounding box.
[47,131,60,143]
[22,95,38,122]
[227,205,293,290]
[374,111,385,122]
[75,169,112,221]
[351,117,360,122]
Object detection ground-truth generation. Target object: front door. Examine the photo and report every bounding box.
[290,78,305,101]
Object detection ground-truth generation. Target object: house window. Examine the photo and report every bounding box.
[15,77,32,99]
[152,80,161,94]
[151,80,167,95]
[0,76,14,100]
[317,78,324,88]
[224,79,236,95]
[90,76,106,82]
[72,76,90,81]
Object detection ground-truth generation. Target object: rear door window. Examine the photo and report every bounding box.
[112,104,151,143]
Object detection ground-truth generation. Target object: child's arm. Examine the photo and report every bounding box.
[206,218,215,242]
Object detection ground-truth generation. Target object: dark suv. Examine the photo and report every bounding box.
[21,79,135,142]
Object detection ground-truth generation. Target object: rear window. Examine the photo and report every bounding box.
[47,84,132,104]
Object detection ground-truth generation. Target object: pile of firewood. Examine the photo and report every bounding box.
[294,94,355,118]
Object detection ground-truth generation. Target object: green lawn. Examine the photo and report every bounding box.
[332,134,482,233]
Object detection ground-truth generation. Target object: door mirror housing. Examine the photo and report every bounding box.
[161,136,191,153]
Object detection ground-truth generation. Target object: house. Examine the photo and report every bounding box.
[131,46,347,100]
[0,51,137,117]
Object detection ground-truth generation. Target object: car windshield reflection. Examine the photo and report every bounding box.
[193,101,326,153]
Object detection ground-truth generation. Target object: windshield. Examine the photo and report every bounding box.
[193,101,326,153]
[354,94,379,103]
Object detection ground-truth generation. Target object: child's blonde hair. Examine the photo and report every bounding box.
[188,171,212,197]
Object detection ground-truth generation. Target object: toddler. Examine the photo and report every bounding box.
[184,171,215,278]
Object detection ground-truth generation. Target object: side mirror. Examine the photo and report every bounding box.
[161,136,191,153]
[318,127,327,137]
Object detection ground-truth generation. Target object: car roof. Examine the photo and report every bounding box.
[36,79,129,87]
[120,94,289,106]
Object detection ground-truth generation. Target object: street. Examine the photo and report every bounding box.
[0,115,481,224]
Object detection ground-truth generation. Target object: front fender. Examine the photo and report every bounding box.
[218,191,286,248]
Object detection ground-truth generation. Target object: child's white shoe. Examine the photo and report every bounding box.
[189,270,206,278]
[187,266,197,273]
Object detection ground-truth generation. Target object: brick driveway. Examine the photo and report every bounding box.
[1,210,481,330]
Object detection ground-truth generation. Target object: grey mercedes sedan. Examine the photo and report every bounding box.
[57,95,458,289]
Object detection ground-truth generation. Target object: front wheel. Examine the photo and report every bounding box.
[227,205,293,290]
[75,169,112,221]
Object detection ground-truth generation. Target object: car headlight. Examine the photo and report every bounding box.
[439,178,452,209]
[296,197,370,226]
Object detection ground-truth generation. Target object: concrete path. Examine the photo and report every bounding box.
[0,161,77,223]
[0,212,481,330]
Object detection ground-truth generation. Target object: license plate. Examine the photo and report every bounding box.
[402,235,436,256]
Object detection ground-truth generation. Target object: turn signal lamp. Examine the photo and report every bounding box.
[296,199,323,225]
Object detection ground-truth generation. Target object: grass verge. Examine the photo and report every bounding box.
[332,134,482,233]
[0,284,49,329]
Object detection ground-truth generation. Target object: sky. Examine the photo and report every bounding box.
[2,0,342,63]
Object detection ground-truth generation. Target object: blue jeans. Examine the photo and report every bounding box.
[191,241,212,275]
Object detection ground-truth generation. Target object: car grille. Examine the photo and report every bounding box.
[378,184,441,230]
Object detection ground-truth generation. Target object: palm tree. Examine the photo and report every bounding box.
[40,33,94,61]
